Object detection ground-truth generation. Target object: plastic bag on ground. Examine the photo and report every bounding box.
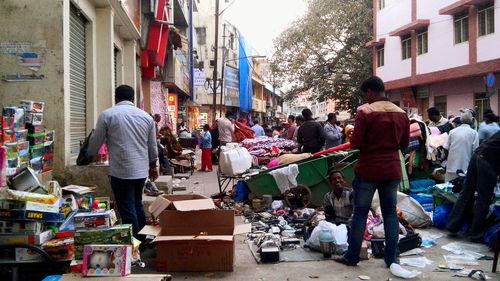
[400,256,434,268]
[373,191,432,228]
[390,263,422,279]
[306,221,348,251]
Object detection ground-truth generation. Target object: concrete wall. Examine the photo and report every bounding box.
[477,1,500,62]
[0,0,66,175]
[417,0,469,74]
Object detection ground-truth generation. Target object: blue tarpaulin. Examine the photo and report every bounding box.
[239,34,253,113]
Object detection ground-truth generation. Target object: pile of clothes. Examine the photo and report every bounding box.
[241,137,298,157]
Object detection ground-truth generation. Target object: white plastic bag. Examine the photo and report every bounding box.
[305,220,336,251]
[332,224,349,253]
[219,145,252,176]
[390,263,422,279]
[372,191,431,228]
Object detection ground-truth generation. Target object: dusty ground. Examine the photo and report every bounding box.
[135,165,500,281]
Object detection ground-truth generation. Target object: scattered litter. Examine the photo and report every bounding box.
[390,263,422,279]
[441,242,486,259]
[308,276,319,279]
[358,275,371,280]
[400,248,424,256]
[453,269,491,280]
[400,257,434,268]
[444,255,479,268]
[419,231,444,248]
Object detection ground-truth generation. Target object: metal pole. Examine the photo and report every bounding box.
[219,23,227,118]
[212,0,220,124]
[188,0,194,101]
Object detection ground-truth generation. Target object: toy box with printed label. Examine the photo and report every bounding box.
[15,247,44,261]
[0,221,44,234]
[0,198,61,213]
[74,224,133,260]
[0,229,54,245]
[73,209,117,229]
[82,244,132,277]
[0,209,65,222]
[20,100,45,113]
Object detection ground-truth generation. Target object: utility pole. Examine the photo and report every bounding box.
[211,0,220,124]
[188,0,194,101]
[219,23,227,118]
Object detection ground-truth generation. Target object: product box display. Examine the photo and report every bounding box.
[30,156,43,173]
[42,237,75,260]
[25,112,43,126]
[0,220,44,234]
[74,224,133,259]
[0,198,61,213]
[0,209,65,223]
[2,107,16,130]
[0,229,54,245]
[3,129,16,143]
[15,247,44,261]
[140,194,251,272]
[82,244,132,277]
[73,209,117,229]
[15,129,27,141]
[20,100,45,113]
[28,133,45,146]
[45,130,55,142]
[26,124,44,134]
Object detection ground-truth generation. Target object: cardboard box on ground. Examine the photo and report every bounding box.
[140,194,251,272]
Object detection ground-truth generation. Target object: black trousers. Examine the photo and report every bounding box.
[447,154,497,240]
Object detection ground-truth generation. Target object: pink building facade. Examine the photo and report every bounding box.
[370,0,500,121]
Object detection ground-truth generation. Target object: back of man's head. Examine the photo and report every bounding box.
[254,120,259,124]
[302,108,313,120]
[327,113,336,122]
[427,107,441,117]
[225,112,233,119]
[288,115,295,122]
[115,85,135,102]
[361,76,385,94]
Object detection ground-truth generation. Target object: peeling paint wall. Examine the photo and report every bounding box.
[0,0,66,176]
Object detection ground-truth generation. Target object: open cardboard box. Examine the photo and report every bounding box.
[140,194,251,272]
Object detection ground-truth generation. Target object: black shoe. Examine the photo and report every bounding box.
[333,255,357,266]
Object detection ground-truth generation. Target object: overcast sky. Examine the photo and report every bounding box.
[224,0,308,56]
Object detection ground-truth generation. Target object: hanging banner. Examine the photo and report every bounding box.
[224,66,239,107]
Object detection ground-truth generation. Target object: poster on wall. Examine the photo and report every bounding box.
[188,107,200,131]
[199,113,208,129]
[167,93,178,134]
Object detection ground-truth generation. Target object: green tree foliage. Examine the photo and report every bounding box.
[270,0,373,113]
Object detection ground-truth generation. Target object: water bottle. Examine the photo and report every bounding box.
[319,229,335,258]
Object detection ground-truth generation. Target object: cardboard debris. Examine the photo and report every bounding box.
[140,194,251,272]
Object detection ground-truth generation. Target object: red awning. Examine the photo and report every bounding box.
[439,0,492,15]
[389,20,430,37]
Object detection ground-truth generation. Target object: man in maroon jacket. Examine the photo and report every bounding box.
[334,76,410,268]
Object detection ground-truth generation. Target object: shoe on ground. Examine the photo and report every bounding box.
[332,255,357,266]
[146,189,164,197]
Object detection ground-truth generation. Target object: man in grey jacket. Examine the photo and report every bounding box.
[324,113,343,149]
[87,85,158,239]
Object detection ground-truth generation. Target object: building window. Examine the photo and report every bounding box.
[474,93,490,122]
[378,0,385,10]
[376,45,384,67]
[417,30,428,55]
[195,27,206,45]
[401,36,411,60]
[209,59,215,67]
[478,4,495,37]
[434,96,447,117]
[454,15,469,44]
[229,33,235,50]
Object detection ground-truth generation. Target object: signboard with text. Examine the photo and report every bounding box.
[224,66,240,107]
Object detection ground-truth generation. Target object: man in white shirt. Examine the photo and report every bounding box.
[444,112,479,182]
[87,85,158,239]
[218,112,235,145]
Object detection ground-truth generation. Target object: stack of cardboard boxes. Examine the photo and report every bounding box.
[1,100,54,177]
[141,194,251,272]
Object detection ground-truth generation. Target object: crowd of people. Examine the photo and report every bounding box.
[83,78,500,270]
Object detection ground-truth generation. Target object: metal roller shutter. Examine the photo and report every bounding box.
[69,5,87,156]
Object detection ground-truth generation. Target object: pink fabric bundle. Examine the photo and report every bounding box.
[409,122,422,138]
[0,146,7,187]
